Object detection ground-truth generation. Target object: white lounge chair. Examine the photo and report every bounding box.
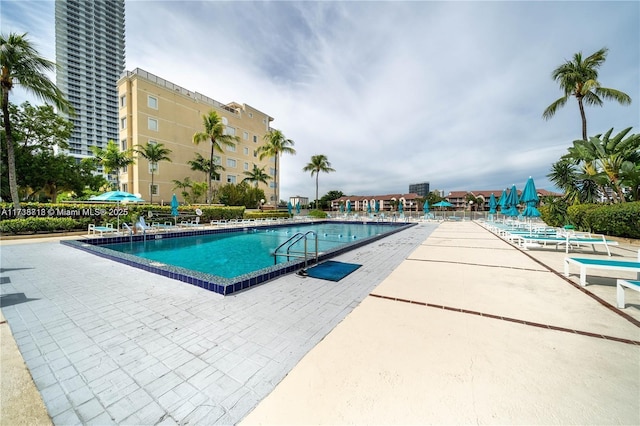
[88,223,117,237]
[616,279,640,309]
[564,250,640,287]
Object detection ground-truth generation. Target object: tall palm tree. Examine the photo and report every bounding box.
[257,128,296,205]
[302,154,335,209]
[242,164,271,188]
[90,140,135,190]
[543,47,632,141]
[192,110,239,204]
[135,142,172,204]
[1,32,72,212]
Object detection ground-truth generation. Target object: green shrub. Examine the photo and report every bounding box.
[0,217,87,234]
[584,202,640,239]
[244,210,289,220]
[567,204,600,231]
[307,209,330,219]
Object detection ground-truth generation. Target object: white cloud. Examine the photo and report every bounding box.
[3,0,638,199]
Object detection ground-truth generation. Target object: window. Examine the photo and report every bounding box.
[120,94,126,107]
[150,184,159,196]
[253,135,257,143]
[243,147,249,155]
[120,117,126,129]
[148,118,158,131]
[226,126,236,136]
[149,162,158,174]
[212,173,220,182]
[227,175,236,184]
[122,183,127,192]
[248,112,253,118]
[227,143,236,152]
[147,95,158,109]
[213,155,221,165]
[243,131,249,140]
[253,150,257,158]
[269,167,276,176]
[244,162,249,171]
[227,159,236,168]
[120,139,127,150]
[148,140,157,146]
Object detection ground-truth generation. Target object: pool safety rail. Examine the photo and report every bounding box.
[273,231,319,268]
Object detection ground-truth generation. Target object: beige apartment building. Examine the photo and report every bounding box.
[117,68,277,205]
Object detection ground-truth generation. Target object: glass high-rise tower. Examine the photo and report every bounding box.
[55,0,125,159]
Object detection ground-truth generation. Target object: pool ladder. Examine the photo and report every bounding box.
[273,231,318,268]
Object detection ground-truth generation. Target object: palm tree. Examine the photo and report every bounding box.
[543,47,632,141]
[1,32,72,212]
[172,177,193,202]
[547,159,600,204]
[90,140,135,190]
[302,154,335,209]
[135,142,172,204]
[257,128,296,205]
[192,110,239,204]
[188,153,225,201]
[242,164,271,188]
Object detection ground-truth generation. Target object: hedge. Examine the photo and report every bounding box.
[0,202,300,234]
[566,202,640,239]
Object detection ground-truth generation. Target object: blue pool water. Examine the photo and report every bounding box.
[63,220,413,295]
[105,223,392,278]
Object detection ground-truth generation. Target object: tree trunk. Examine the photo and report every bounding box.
[274,154,279,206]
[1,90,23,216]
[150,168,155,204]
[578,97,588,141]
[315,173,319,209]
[208,143,214,204]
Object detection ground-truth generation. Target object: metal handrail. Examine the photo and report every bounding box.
[273,231,318,267]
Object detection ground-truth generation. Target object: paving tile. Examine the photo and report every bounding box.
[2,223,438,425]
[76,398,106,423]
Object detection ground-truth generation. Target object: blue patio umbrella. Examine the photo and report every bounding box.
[432,200,452,208]
[287,201,292,215]
[170,194,179,218]
[90,191,145,203]
[423,201,430,213]
[498,189,508,215]
[488,193,497,214]
[398,201,403,214]
[339,203,344,213]
[520,176,541,217]
[367,203,372,214]
[506,185,520,217]
[295,201,300,214]
[346,200,351,214]
[375,200,380,213]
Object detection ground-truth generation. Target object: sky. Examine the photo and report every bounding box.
[2,0,639,201]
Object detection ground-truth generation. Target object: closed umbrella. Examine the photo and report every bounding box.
[520,176,541,218]
[375,200,380,214]
[423,201,430,214]
[367,203,372,214]
[296,201,301,214]
[506,185,520,217]
[287,201,292,216]
[398,201,403,214]
[498,189,508,217]
[171,194,179,215]
[488,193,497,214]
[346,200,351,214]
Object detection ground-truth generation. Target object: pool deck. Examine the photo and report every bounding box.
[1,221,639,424]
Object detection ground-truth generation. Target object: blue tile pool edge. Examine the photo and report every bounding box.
[61,220,416,296]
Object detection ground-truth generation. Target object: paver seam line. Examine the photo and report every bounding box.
[368,293,640,346]
[471,221,640,328]
[405,258,549,273]
[420,244,514,250]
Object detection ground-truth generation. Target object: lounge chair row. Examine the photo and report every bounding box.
[482,220,619,256]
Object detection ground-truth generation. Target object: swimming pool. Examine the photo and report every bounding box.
[62,220,414,295]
